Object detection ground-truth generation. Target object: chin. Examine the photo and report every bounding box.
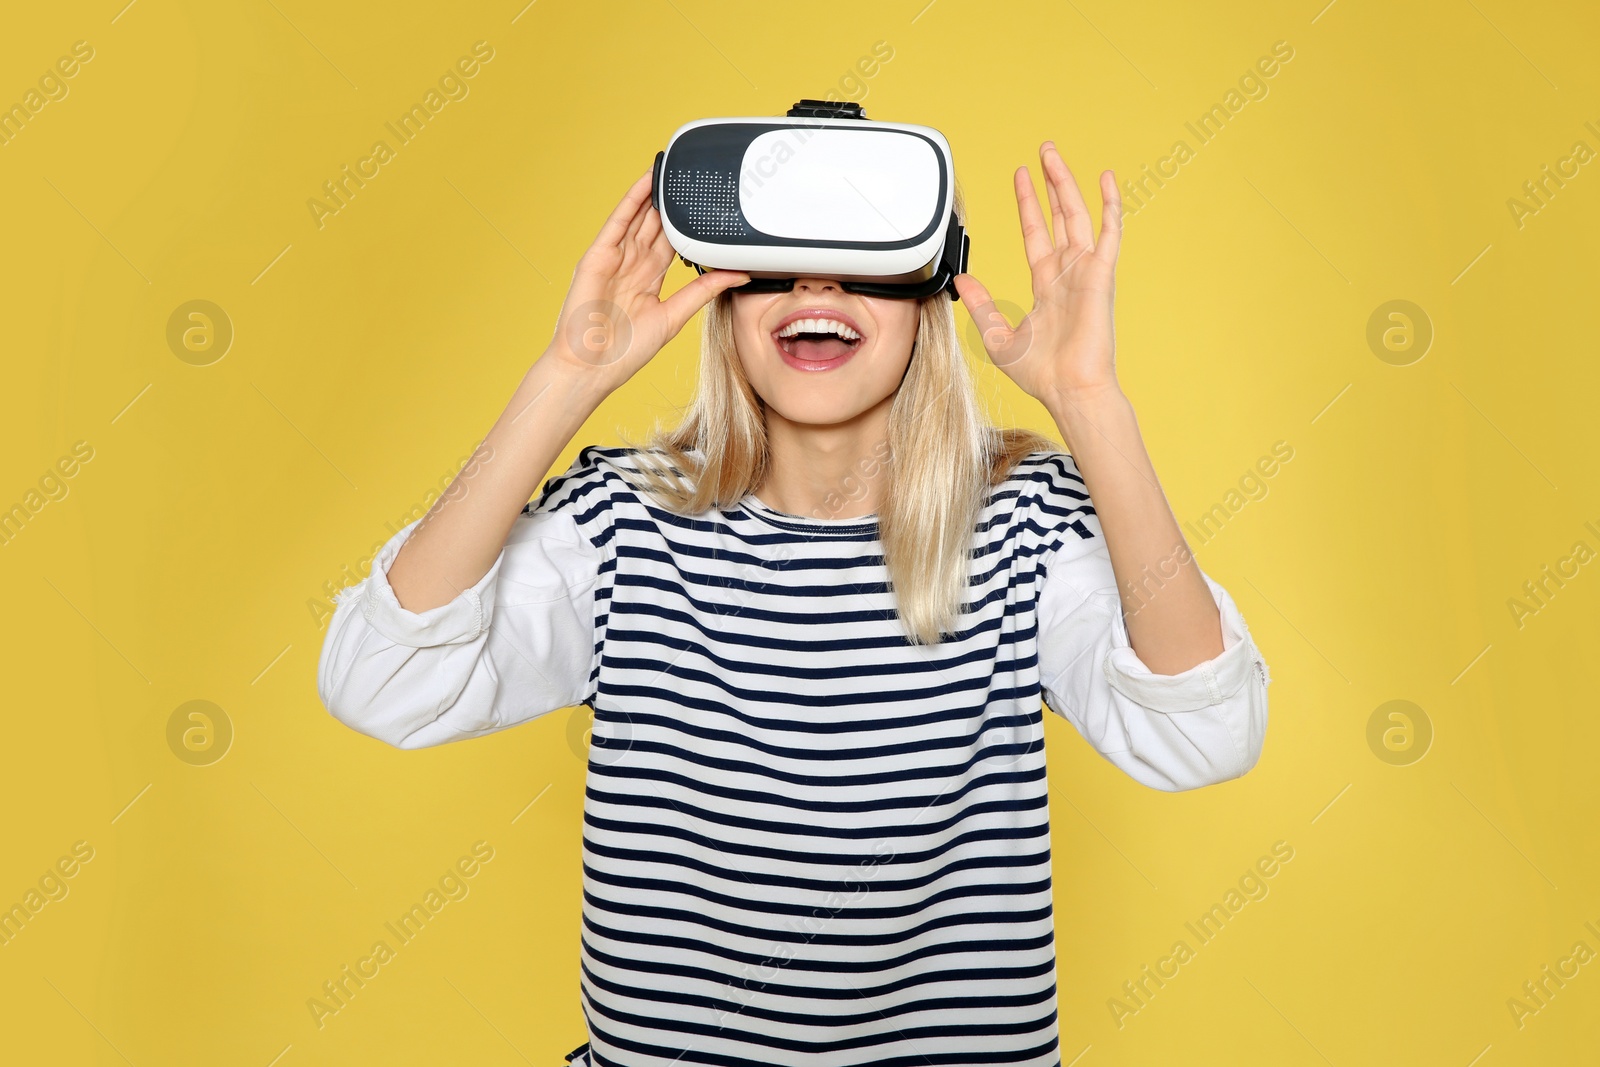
[761,382,897,428]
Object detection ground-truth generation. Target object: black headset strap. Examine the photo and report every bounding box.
[685,215,968,302]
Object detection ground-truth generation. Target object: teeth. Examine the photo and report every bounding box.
[777,318,860,341]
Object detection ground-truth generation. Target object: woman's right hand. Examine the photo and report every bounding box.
[543,167,751,391]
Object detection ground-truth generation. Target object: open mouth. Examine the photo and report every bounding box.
[772,314,865,368]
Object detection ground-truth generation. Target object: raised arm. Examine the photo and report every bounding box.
[958,142,1269,791]
[387,168,749,614]
[956,140,1220,673]
[317,168,751,747]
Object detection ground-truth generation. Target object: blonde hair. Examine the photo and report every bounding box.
[619,182,1060,645]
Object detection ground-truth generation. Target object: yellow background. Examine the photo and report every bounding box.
[3,0,1598,1063]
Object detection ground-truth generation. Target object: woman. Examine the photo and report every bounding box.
[317,141,1270,1066]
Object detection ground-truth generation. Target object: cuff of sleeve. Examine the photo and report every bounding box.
[1100,574,1267,714]
[341,519,504,648]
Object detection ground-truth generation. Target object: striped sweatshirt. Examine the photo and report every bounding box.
[317,445,1271,1066]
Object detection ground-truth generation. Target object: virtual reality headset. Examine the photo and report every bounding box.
[650,99,969,301]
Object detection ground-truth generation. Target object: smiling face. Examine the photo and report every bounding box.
[729,278,923,427]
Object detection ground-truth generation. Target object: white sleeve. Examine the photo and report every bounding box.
[1030,456,1270,792]
[315,505,602,749]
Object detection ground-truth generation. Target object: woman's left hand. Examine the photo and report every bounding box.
[953,141,1123,404]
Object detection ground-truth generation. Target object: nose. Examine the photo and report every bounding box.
[792,277,843,294]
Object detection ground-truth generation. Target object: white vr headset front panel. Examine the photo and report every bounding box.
[740,129,941,243]
[658,116,956,282]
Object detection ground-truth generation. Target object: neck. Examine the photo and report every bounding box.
[754,398,893,520]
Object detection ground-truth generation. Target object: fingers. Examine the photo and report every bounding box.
[593,168,655,251]
[641,206,675,274]
[620,195,651,250]
[1013,166,1055,271]
[659,269,750,340]
[637,201,663,250]
[1042,167,1069,249]
[1042,142,1094,251]
[952,272,1013,353]
[1095,169,1122,266]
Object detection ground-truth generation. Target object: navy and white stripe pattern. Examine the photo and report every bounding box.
[531,445,1265,1066]
[319,444,1270,1067]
